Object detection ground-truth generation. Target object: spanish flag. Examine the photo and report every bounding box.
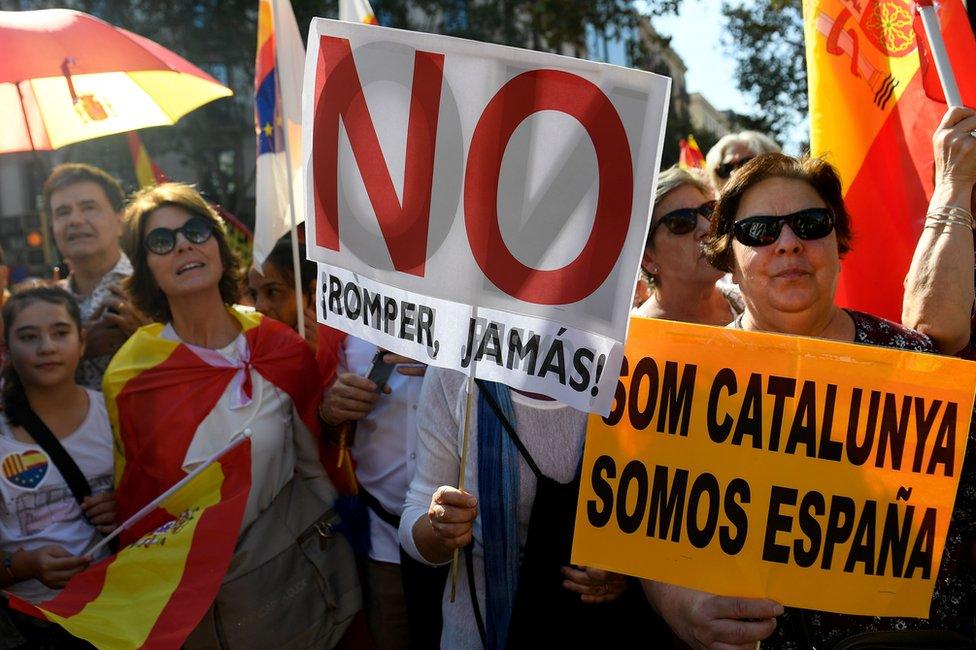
[678,135,706,171]
[804,0,976,320]
[126,131,168,188]
[105,307,353,527]
[7,439,251,649]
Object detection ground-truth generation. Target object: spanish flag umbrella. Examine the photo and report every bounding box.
[0,8,232,154]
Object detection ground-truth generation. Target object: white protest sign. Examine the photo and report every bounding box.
[302,19,670,414]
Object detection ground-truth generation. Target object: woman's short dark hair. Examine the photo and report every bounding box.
[125,183,241,323]
[703,153,854,273]
[1,287,83,426]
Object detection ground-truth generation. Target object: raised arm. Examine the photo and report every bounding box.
[903,107,976,354]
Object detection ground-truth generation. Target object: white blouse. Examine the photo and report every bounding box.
[166,326,334,529]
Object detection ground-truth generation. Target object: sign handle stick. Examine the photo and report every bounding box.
[271,0,307,339]
[916,1,964,107]
[449,372,475,603]
[86,430,252,557]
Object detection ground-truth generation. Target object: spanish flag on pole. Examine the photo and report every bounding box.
[804,0,976,320]
[126,131,168,188]
[7,439,251,649]
[678,135,706,171]
[253,0,305,267]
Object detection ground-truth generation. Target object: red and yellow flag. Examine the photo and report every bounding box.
[106,308,354,520]
[804,0,976,320]
[678,134,706,170]
[126,131,169,188]
[8,439,251,649]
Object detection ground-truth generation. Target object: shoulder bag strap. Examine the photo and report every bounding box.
[465,544,489,648]
[11,403,91,504]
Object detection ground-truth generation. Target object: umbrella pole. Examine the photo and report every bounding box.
[271,0,306,341]
[15,81,37,152]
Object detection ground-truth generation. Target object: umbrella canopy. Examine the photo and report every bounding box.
[0,9,233,153]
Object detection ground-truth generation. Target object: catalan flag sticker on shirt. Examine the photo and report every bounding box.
[2,450,49,489]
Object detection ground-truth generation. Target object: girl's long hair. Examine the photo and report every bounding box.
[1,287,83,426]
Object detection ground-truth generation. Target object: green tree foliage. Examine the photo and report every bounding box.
[373,0,645,54]
[722,0,807,146]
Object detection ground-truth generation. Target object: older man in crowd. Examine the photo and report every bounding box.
[43,163,145,390]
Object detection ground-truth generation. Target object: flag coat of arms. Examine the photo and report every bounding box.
[804,0,976,320]
[7,440,252,650]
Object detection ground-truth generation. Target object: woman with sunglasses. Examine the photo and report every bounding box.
[104,183,359,648]
[704,131,781,192]
[635,166,742,325]
[644,154,976,649]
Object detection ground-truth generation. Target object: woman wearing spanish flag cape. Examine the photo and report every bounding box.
[105,183,359,648]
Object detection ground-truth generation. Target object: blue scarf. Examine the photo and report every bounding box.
[476,381,520,650]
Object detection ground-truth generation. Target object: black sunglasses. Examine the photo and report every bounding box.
[731,208,835,247]
[650,201,715,237]
[716,157,755,180]
[144,216,214,255]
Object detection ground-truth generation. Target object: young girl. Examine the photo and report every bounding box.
[0,287,116,649]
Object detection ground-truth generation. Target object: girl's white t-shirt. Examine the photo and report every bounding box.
[0,388,114,603]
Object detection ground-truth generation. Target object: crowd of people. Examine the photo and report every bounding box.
[0,105,974,650]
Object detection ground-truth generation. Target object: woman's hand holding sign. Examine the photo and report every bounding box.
[643,581,781,650]
[561,565,627,604]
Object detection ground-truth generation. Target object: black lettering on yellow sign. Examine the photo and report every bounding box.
[603,355,960,478]
[603,356,698,437]
[586,455,750,555]
[761,486,936,579]
[706,369,958,477]
[585,455,939,580]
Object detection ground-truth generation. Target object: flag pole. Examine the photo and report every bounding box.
[86,430,252,557]
[271,0,307,339]
[449,306,478,602]
[916,0,964,107]
[449,371,475,602]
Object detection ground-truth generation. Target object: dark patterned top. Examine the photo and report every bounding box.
[59,252,133,391]
[763,310,976,649]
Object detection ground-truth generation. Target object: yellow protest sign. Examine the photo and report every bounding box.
[572,316,976,618]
